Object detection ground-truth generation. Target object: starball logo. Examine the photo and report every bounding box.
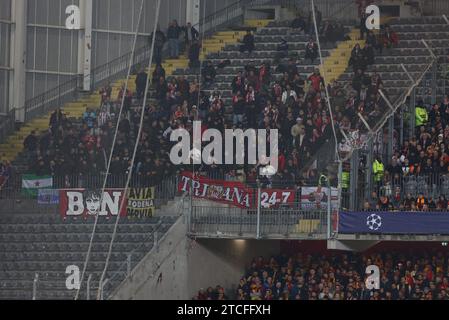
[169,121,279,175]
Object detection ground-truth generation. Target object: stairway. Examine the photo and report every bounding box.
[0,94,101,164]
[245,19,274,28]
[0,28,248,169]
[319,28,365,83]
[298,27,366,178]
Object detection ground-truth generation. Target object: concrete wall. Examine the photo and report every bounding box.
[376,0,422,18]
[25,0,188,101]
[111,216,280,300]
[20,0,241,110]
[202,0,239,20]
[187,238,280,298]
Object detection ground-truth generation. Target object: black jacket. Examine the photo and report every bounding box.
[135,72,148,89]
[202,65,216,79]
[24,134,38,151]
[188,43,201,62]
[150,30,166,47]
[184,26,199,41]
[167,25,181,39]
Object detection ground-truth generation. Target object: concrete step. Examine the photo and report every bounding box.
[244,19,274,28]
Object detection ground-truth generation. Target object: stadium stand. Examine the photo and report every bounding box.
[196,246,449,300]
[2,18,358,185]
[2,0,449,302]
[0,213,177,300]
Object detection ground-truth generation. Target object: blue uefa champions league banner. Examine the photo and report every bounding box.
[339,211,449,235]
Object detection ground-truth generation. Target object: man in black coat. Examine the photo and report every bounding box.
[188,40,201,68]
[135,68,148,99]
[363,43,375,66]
[150,25,166,64]
[24,131,38,166]
[360,12,368,40]
[184,22,199,52]
[167,20,182,58]
[305,39,318,64]
[202,61,216,88]
[240,30,255,54]
[291,14,306,32]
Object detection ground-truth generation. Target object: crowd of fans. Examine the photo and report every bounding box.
[195,250,449,300]
[365,95,449,212]
[21,12,348,189]
[22,80,175,187]
[15,8,447,215]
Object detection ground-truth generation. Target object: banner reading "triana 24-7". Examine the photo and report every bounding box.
[179,172,254,208]
[178,172,295,209]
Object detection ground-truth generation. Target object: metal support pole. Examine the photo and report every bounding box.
[256,179,261,240]
[337,160,343,210]
[400,104,404,145]
[336,160,343,236]
[127,253,132,276]
[410,88,416,138]
[422,39,436,60]
[154,231,159,250]
[379,90,396,112]
[11,0,27,123]
[86,274,92,300]
[349,149,359,211]
[99,279,109,300]
[327,179,331,240]
[444,63,447,97]
[358,113,373,133]
[387,114,394,160]
[431,61,437,105]
[443,14,449,25]
[365,140,373,201]
[401,64,415,83]
[32,273,38,300]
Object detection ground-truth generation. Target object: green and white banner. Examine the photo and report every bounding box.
[22,175,53,197]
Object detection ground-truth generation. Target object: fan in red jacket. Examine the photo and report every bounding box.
[382,25,399,48]
[308,69,325,92]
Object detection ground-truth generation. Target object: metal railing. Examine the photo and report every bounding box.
[0,108,15,145]
[189,205,328,239]
[422,0,449,16]
[373,173,449,200]
[23,45,151,123]
[247,0,359,21]
[19,0,251,128]
[16,0,362,132]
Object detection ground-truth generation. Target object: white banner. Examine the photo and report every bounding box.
[300,187,339,210]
